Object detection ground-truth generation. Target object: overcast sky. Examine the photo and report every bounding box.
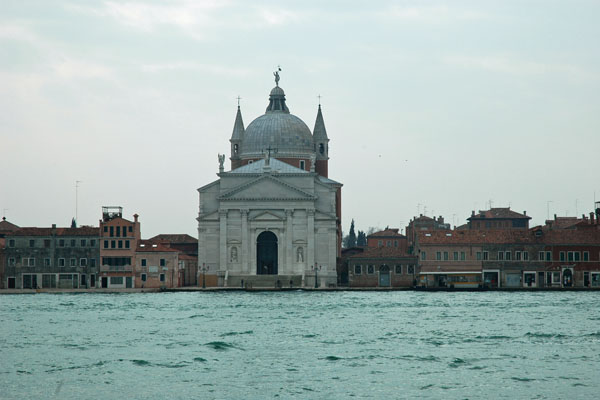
[1,0,599,238]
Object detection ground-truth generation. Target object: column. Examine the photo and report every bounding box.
[285,209,293,273]
[219,209,227,271]
[307,208,315,269]
[241,209,249,274]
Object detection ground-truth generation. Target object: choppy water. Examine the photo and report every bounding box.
[1,292,599,399]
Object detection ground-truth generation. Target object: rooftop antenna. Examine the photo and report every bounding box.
[575,199,579,216]
[317,94,322,106]
[75,180,82,223]
[547,200,553,220]
[2,208,7,219]
[417,203,423,215]
[236,95,242,107]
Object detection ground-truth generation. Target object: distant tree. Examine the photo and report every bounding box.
[344,219,357,248]
[367,226,381,235]
[357,230,367,246]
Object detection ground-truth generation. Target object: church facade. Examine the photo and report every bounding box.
[197,75,342,288]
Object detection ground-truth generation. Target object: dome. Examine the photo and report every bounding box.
[242,113,314,155]
[240,85,315,156]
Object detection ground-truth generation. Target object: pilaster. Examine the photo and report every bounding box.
[241,209,249,274]
[307,208,315,268]
[285,209,293,272]
[219,209,227,271]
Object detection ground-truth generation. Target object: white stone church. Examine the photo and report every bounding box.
[197,74,342,288]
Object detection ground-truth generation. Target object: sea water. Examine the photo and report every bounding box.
[1,291,599,399]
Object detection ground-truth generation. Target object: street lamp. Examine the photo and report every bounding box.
[200,263,209,289]
[312,264,321,289]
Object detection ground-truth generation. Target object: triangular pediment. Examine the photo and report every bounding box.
[251,211,283,221]
[219,175,316,201]
[197,210,219,221]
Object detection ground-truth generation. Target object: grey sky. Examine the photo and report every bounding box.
[1,0,599,237]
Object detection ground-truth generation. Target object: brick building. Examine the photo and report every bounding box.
[148,234,198,286]
[366,228,408,253]
[348,247,417,288]
[0,217,20,289]
[135,240,179,288]
[467,207,531,230]
[3,224,99,289]
[99,207,140,288]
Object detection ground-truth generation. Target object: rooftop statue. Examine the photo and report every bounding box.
[273,66,281,87]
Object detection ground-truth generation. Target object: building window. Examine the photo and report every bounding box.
[505,251,511,261]
[476,252,482,261]
[453,252,459,261]
[80,258,87,267]
[498,252,504,261]
[129,226,132,233]
[460,252,466,261]
[141,259,147,267]
[552,272,561,284]
[407,265,415,274]
[8,239,15,247]
[523,251,529,261]
[560,252,565,262]
[354,265,362,275]
[387,240,392,247]
[110,226,114,237]
[583,251,589,261]
[44,239,51,248]
[483,251,489,260]
[70,258,77,267]
[90,259,96,267]
[394,240,398,247]
[59,239,65,247]
[29,240,35,248]
[125,240,130,249]
[515,251,521,261]
[567,251,574,262]
[24,258,35,267]
[395,265,402,274]
[421,252,426,261]
[546,251,552,261]
[116,226,121,237]
[104,226,108,233]
[436,252,441,260]
[443,252,449,261]
[118,240,123,249]
[141,273,147,282]
[104,240,108,249]
[8,258,16,266]
[574,252,581,262]
[81,239,86,247]
[160,259,166,267]
[71,239,76,247]
[159,273,165,282]
[367,265,375,274]
[44,258,51,267]
[90,239,96,247]
[58,258,65,267]
[110,277,123,285]
[299,160,305,170]
[378,240,383,247]
[111,240,116,249]
[539,251,545,261]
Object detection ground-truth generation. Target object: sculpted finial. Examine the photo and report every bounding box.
[274,66,281,86]
[218,154,225,172]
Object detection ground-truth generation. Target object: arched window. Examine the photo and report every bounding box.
[233,144,238,154]
[319,143,324,154]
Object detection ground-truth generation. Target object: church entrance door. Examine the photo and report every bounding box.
[257,231,278,275]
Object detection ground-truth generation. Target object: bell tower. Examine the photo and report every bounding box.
[312,103,329,177]
[230,99,245,170]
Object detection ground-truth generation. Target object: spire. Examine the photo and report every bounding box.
[231,105,245,141]
[313,104,328,140]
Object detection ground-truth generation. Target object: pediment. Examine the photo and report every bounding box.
[198,211,219,221]
[219,175,316,201]
[251,211,283,221]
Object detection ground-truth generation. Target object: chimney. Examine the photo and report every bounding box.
[51,224,57,236]
[471,210,475,217]
[133,214,139,223]
[590,212,595,224]
[439,216,444,224]
[554,214,557,220]
[523,211,527,216]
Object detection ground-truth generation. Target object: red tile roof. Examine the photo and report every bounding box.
[368,228,405,238]
[7,226,99,236]
[149,234,197,243]
[468,208,531,220]
[136,240,179,252]
[417,227,600,245]
[0,218,20,232]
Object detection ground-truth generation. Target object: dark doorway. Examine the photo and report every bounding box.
[563,268,573,287]
[8,277,16,289]
[126,277,133,288]
[379,265,390,287]
[101,276,108,288]
[90,274,96,287]
[257,231,278,275]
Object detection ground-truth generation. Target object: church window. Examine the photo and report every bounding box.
[319,143,324,154]
[367,265,375,274]
[354,265,362,275]
[299,160,305,170]
[234,144,238,154]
